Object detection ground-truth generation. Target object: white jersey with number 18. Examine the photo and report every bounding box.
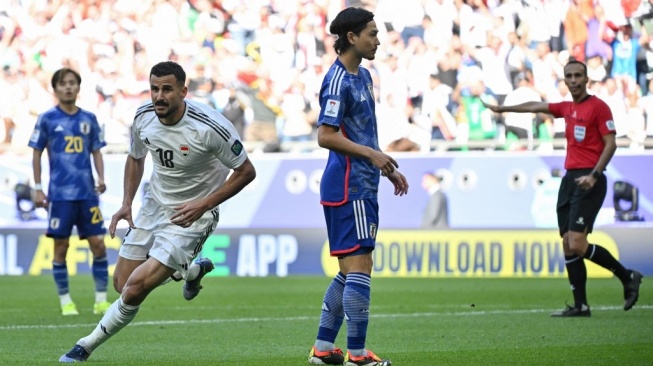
[129,99,247,209]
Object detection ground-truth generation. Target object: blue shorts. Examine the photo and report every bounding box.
[47,199,106,239]
[323,199,379,257]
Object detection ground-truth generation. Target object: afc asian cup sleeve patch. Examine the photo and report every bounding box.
[606,120,615,131]
[231,140,243,156]
[29,129,40,143]
[324,99,340,118]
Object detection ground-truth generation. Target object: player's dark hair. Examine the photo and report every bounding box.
[51,68,81,89]
[564,59,588,77]
[150,61,186,87]
[330,7,374,55]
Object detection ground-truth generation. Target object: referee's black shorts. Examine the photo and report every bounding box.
[556,168,607,236]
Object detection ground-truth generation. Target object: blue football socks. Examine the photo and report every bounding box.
[53,261,69,295]
[315,272,346,351]
[92,255,109,293]
[343,272,371,356]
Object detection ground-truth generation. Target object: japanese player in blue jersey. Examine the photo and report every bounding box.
[28,68,111,316]
[307,7,408,366]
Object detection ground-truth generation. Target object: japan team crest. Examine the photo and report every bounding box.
[369,223,377,239]
[79,121,91,134]
[50,218,60,230]
[180,145,190,157]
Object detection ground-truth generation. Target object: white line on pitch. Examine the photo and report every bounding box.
[1,305,651,331]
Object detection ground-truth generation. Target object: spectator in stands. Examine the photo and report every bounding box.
[436,41,463,90]
[422,73,456,141]
[243,76,281,146]
[506,31,529,85]
[547,78,572,139]
[217,83,248,140]
[453,78,498,145]
[467,32,513,105]
[624,86,647,150]
[0,0,651,154]
[545,0,568,54]
[640,79,653,137]
[563,0,592,62]
[598,78,628,137]
[531,42,564,99]
[405,37,437,103]
[585,4,613,64]
[279,78,316,145]
[586,55,608,82]
[518,0,552,48]
[502,72,543,149]
[610,22,650,93]
[377,93,417,152]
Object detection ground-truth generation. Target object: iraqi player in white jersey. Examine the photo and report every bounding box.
[59,61,256,363]
[130,99,242,208]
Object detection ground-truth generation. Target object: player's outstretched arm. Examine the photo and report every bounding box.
[482,100,550,114]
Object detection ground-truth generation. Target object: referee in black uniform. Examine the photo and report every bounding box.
[484,60,643,317]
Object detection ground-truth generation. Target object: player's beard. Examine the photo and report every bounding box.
[155,102,177,119]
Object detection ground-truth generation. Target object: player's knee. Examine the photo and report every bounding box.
[87,236,107,256]
[53,239,70,251]
[567,235,587,256]
[561,234,572,254]
[121,281,146,306]
[53,240,70,260]
[113,277,124,294]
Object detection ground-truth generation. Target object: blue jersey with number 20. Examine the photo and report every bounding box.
[28,106,106,201]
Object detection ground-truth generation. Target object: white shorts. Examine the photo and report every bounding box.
[119,195,219,279]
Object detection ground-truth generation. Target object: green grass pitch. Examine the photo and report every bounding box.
[0,275,651,365]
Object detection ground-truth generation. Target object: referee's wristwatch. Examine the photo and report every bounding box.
[591,170,602,180]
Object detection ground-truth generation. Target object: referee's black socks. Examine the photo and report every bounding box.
[584,244,630,284]
[565,255,588,308]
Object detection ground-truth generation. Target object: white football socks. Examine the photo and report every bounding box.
[95,292,107,303]
[78,298,139,353]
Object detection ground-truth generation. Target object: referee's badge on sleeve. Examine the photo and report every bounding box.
[606,120,615,131]
[324,99,340,117]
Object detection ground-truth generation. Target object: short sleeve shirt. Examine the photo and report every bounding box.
[549,96,616,170]
[317,59,380,205]
[129,99,247,208]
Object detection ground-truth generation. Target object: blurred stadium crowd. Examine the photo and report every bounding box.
[1,0,653,155]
